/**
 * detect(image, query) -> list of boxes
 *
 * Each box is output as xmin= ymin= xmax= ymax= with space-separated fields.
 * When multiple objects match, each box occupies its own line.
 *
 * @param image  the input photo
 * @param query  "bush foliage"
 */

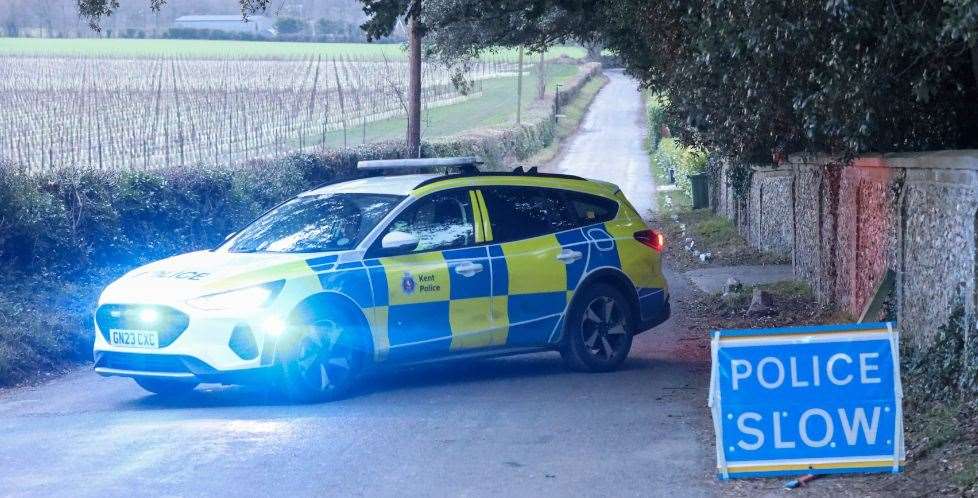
xmin=646 ymin=94 xmax=708 ymax=199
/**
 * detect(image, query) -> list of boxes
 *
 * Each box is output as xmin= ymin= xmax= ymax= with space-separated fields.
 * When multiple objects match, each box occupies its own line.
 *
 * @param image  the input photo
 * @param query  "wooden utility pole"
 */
xmin=406 ymin=1 xmax=422 ymax=158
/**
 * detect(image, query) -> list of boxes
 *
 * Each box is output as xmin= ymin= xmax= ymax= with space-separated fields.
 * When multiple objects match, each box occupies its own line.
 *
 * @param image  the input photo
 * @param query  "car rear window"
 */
xmin=564 ymin=191 xmax=619 ymax=225
xmin=480 ymin=186 xmax=618 ymax=243
xmin=480 ymin=186 xmax=576 ymax=242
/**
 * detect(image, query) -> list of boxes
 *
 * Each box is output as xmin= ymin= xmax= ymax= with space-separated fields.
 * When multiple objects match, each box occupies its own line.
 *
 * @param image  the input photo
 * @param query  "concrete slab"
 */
xmin=685 ymin=264 xmax=795 ymax=294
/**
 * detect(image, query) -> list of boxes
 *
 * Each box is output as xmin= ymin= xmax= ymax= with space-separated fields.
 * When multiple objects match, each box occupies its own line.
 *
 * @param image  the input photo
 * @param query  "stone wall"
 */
xmin=748 ymin=169 xmax=794 ymax=256
xmin=712 ymin=163 xmax=794 ymax=259
xmin=712 ymin=150 xmax=978 ymax=364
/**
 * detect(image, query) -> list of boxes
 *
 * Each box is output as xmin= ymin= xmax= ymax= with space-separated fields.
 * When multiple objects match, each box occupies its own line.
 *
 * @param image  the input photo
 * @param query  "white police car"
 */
xmin=94 ymin=158 xmax=669 ymax=402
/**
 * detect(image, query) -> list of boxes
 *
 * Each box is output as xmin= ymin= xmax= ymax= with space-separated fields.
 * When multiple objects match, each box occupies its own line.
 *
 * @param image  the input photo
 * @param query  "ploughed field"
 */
xmin=0 ymin=48 xmax=530 ymax=172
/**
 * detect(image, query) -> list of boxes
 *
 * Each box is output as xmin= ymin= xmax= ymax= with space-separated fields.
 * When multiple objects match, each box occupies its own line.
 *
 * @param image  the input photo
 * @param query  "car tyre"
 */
xmin=278 ymin=310 xmax=364 ymax=403
xmin=134 ymin=377 xmax=198 ymax=396
xmin=560 ymin=283 xmax=634 ymax=372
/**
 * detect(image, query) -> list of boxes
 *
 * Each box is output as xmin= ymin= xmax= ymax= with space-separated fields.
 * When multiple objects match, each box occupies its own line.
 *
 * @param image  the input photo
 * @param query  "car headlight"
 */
xmin=187 ymin=281 xmax=284 ymax=312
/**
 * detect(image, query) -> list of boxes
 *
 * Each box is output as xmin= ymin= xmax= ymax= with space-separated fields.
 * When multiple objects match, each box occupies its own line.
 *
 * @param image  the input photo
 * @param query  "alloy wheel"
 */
xmin=295 ymin=319 xmax=354 ymax=393
xmin=580 ymin=296 xmax=628 ymax=361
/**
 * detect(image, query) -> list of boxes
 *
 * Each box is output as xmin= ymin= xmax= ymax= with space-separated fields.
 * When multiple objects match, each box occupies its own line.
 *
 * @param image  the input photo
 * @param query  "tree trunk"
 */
xmin=971 ymin=44 xmax=978 ymax=95
xmin=406 ymin=14 xmax=422 ymax=158
xmin=585 ymin=41 xmax=602 ymax=61
xmin=516 ymin=47 xmax=524 ymax=124
xmin=537 ymin=51 xmax=546 ymax=100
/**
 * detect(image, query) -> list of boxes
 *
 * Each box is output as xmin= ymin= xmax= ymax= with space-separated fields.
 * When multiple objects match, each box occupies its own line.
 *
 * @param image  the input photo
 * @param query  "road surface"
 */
xmin=545 ymin=69 xmax=659 ymax=218
xmin=0 ymin=70 xmax=713 ymax=498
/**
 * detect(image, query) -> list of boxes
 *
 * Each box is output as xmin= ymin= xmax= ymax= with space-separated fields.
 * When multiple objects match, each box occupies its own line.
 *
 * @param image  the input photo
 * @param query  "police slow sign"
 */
xmin=708 ymin=322 xmax=905 ymax=479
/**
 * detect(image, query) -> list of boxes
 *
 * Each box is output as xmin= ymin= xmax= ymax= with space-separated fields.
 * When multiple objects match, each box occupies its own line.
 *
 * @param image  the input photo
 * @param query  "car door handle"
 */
xmin=556 ymin=248 xmax=583 ymax=264
xmin=454 ymin=261 xmax=484 ymax=277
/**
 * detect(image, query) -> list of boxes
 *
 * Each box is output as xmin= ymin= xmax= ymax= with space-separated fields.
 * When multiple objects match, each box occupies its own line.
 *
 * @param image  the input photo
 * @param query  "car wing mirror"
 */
xmin=381 ymin=230 xmax=420 ymax=252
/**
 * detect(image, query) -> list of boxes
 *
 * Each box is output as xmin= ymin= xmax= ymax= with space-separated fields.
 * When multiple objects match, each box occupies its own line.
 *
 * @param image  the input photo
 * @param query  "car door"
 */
xmin=364 ymin=188 xmax=493 ymax=361
xmin=479 ymin=186 xmax=583 ymax=347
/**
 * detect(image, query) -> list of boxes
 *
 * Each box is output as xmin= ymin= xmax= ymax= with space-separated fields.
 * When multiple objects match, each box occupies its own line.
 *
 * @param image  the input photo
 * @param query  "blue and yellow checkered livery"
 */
xmin=286 ymin=176 xmax=669 ymax=364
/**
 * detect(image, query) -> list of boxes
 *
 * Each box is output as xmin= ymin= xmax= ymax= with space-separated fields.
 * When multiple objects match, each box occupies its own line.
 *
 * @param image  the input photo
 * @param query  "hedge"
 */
xmin=645 ymin=94 xmax=708 ymax=200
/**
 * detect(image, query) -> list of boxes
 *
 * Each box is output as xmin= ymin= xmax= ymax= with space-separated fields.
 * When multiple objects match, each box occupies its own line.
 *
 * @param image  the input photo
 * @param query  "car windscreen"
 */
xmin=225 ymin=193 xmax=404 ymax=253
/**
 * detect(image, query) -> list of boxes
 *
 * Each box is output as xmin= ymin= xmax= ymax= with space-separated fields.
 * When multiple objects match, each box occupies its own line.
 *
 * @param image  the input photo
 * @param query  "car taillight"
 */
xmin=634 ymin=229 xmax=665 ymax=252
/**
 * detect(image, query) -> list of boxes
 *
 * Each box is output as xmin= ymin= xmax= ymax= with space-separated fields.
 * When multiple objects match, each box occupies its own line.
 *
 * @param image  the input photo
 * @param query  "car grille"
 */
xmin=95 ymin=352 xmax=191 ymax=373
xmin=95 ymin=304 xmax=190 ymax=347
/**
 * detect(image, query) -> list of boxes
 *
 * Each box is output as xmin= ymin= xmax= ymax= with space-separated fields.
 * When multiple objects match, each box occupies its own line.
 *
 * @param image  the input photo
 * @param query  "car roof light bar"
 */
xmin=357 ymin=156 xmax=482 ymax=174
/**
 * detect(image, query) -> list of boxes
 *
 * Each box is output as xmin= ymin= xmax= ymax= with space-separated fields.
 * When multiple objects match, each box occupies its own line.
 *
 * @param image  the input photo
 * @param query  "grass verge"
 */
xmin=644 ymin=95 xmax=787 ymax=270
xmin=653 ymin=202 xmax=788 ymax=271
xmin=0 ymin=275 xmax=105 ymax=384
xmin=313 ymin=63 xmax=584 ymax=148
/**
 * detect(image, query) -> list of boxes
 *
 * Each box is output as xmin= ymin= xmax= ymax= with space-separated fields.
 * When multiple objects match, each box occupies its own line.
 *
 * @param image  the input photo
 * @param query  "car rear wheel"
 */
xmin=279 ymin=313 xmax=363 ymax=403
xmin=560 ymin=283 xmax=633 ymax=372
xmin=134 ymin=377 xmax=198 ymax=396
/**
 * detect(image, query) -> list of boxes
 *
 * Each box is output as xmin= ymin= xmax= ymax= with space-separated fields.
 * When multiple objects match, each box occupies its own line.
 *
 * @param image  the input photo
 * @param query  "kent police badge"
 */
xmin=401 ymin=271 xmax=416 ymax=295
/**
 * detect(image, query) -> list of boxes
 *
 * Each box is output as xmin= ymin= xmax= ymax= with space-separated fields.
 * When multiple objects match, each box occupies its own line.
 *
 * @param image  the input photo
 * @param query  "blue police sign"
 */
xmin=708 ymin=322 xmax=905 ymax=479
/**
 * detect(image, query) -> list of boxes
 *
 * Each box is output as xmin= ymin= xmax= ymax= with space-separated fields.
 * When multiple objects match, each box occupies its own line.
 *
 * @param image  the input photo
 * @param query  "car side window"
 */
xmin=480 ymin=186 xmax=578 ymax=243
xmin=564 ymin=191 xmax=619 ymax=225
xmin=375 ymin=189 xmax=476 ymax=255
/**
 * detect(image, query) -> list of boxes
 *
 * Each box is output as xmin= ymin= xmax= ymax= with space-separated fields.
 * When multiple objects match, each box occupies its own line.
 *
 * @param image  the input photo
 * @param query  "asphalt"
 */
xmin=0 ymin=70 xmax=715 ymax=498
xmin=544 ymin=69 xmax=659 ymax=219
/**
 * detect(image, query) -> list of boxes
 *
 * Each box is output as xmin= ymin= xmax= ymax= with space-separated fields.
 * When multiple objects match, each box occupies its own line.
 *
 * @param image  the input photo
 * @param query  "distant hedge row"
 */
xmin=164 ymin=28 xmax=392 ymax=44
xmin=645 ymin=94 xmax=707 ymax=200
xmin=0 ymin=64 xmax=600 ymax=280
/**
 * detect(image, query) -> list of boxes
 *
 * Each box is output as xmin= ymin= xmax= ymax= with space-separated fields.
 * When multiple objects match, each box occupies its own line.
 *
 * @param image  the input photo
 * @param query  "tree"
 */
xmin=605 ymin=1 xmax=978 ymax=159
xmin=360 ymin=0 xmax=423 ymax=157
xmin=274 ymin=17 xmax=307 ymax=36
xmin=417 ymin=0 xmax=593 ymax=101
xmin=315 ymin=18 xmax=346 ymax=36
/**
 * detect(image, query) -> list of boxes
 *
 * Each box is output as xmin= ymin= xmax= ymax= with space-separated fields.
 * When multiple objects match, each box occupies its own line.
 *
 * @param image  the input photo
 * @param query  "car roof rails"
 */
xmin=357 ymin=156 xmax=483 ymax=175
xmin=510 ymin=165 xmax=539 ymax=175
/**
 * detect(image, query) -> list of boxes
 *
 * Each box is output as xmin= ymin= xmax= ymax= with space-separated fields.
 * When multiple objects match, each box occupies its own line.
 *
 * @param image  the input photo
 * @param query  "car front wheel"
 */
xmin=279 ymin=314 xmax=363 ymax=403
xmin=560 ymin=283 xmax=634 ymax=372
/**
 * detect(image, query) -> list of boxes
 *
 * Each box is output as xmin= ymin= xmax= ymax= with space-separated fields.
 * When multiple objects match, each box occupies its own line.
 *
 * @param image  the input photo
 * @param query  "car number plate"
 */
xmin=109 ymin=329 xmax=160 ymax=349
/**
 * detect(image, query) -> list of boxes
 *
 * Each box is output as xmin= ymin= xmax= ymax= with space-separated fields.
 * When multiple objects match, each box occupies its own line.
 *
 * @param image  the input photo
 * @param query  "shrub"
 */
xmin=645 ymin=94 xmax=668 ymax=150
xmin=651 ymin=137 xmax=707 ymax=201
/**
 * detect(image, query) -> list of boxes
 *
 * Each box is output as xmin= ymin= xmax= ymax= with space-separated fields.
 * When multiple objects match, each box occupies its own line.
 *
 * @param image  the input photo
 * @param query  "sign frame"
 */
xmin=708 ymin=322 xmax=905 ymax=480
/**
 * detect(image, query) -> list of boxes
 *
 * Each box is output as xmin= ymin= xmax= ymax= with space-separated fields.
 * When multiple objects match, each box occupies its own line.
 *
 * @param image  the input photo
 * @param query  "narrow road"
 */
xmin=0 ymin=70 xmax=713 ymax=498
xmin=546 ymin=69 xmax=659 ymax=218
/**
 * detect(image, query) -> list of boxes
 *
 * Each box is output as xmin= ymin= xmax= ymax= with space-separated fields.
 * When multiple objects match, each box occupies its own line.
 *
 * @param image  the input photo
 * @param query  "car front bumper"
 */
xmin=92 ymin=302 xmax=283 ymax=382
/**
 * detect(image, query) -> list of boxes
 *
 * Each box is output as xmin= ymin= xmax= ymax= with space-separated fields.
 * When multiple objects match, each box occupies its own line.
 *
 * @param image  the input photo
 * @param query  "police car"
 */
xmin=94 ymin=157 xmax=670 ymax=402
